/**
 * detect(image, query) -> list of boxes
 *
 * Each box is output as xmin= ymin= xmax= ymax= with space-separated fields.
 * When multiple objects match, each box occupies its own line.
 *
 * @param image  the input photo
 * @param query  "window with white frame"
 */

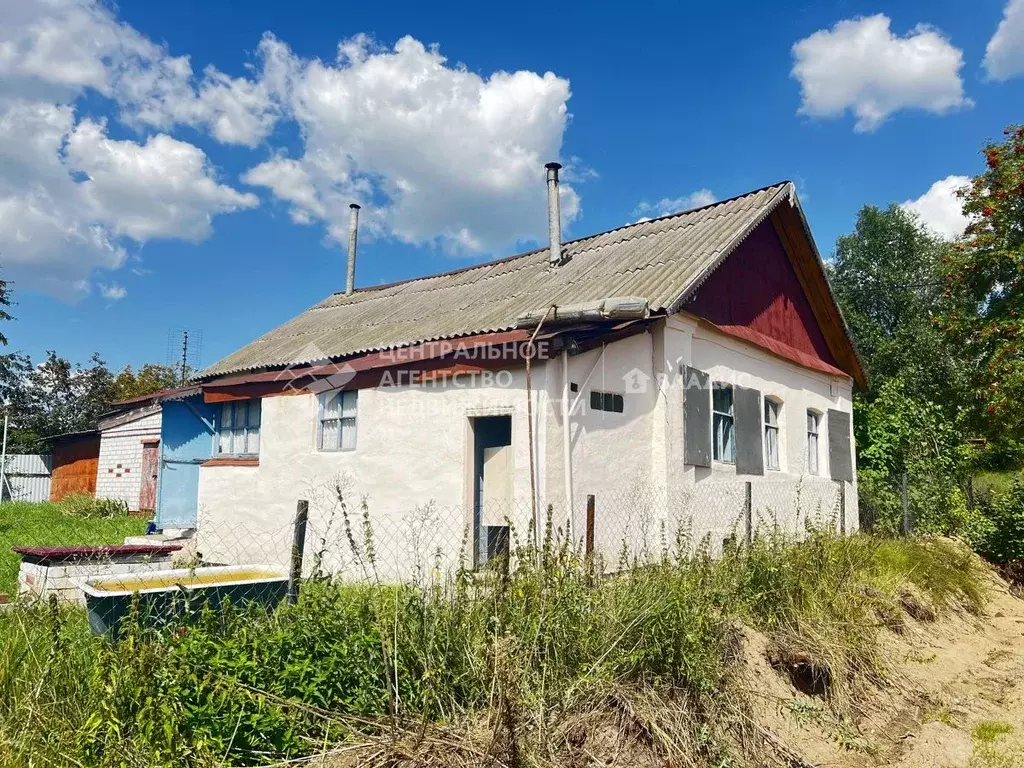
xmin=712 ymin=383 xmax=735 ymax=463
xmin=217 ymin=400 xmax=261 ymax=456
xmin=807 ymin=410 xmax=821 ymax=475
xmin=319 ymin=390 xmax=358 ymax=451
xmin=764 ymin=398 xmax=781 ymax=470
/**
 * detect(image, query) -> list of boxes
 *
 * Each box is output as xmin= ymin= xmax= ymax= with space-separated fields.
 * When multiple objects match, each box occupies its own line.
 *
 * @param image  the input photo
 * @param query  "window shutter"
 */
xmin=827 ymin=409 xmax=853 ymax=481
xmin=683 ymin=366 xmax=711 ymax=467
xmin=734 ymin=386 xmax=764 ymax=475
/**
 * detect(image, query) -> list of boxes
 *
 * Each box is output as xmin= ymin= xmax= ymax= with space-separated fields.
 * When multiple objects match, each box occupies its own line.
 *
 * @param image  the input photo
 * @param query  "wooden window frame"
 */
xmin=318 ymin=390 xmax=358 ymax=452
xmin=764 ymin=397 xmax=781 ymax=471
xmin=216 ymin=399 xmax=261 ymax=458
xmin=806 ymin=409 xmax=821 ymax=475
xmin=712 ymin=382 xmax=735 ymax=464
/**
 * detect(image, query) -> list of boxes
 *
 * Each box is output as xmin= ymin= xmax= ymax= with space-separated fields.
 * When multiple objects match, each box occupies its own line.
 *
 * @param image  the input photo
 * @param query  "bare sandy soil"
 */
xmin=747 ymin=577 xmax=1024 ymax=768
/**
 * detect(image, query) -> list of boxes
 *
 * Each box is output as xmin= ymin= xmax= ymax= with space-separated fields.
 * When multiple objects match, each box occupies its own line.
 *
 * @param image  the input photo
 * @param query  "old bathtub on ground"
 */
xmin=78 ymin=563 xmax=289 ymax=636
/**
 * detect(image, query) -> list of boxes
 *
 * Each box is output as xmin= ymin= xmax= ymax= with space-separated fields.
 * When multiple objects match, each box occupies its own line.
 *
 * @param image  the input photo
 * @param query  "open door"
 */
xmin=472 ymin=415 xmax=512 ymax=567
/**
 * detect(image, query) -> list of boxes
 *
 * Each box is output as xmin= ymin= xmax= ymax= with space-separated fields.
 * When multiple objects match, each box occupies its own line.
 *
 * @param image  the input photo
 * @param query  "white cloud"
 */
xmin=634 ymin=189 xmax=716 ymax=221
xmin=0 ymin=99 xmax=256 ymax=298
xmin=901 ymin=175 xmax=970 ymax=239
xmin=0 ymin=1 xmax=262 ymax=298
xmin=984 ymin=0 xmax=1024 ymax=81
xmin=98 ymin=282 xmax=127 ymax=300
xmin=242 ymin=34 xmax=577 ymax=255
xmin=0 ymin=0 xmax=281 ymax=147
xmin=0 ymin=2 xmax=579 ymax=295
xmin=791 ymin=15 xmax=970 ymax=132
xmin=65 ymin=118 xmax=258 ymax=241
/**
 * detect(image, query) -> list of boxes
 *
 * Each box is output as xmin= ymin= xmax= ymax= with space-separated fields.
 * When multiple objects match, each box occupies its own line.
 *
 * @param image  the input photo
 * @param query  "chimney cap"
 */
xmin=544 ymin=161 xmax=562 ymax=171
xmin=349 ymin=202 xmax=361 ymax=210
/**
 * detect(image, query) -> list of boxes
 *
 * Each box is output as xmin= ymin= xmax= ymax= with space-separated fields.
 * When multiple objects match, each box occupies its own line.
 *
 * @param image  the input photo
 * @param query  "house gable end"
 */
xmin=682 ymin=218 xmax=841 ymax=373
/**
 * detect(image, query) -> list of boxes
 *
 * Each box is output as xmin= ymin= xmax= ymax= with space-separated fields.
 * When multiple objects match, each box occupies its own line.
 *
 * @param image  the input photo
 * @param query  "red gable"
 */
xmin=683 ymin=219 xmax=846 ymax=378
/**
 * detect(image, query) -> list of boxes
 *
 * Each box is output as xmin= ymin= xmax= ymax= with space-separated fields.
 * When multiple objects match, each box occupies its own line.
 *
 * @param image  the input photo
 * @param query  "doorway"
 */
xmin=471 ymin=415 xmax=512 ymax=567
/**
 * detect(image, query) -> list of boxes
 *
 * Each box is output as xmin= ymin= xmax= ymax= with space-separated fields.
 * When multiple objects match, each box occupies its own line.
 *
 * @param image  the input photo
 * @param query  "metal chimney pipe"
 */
xmin=346 ymin=203 xmax=360 ymax=295
xmin=545 ymin=162 xmax=563 ymax=267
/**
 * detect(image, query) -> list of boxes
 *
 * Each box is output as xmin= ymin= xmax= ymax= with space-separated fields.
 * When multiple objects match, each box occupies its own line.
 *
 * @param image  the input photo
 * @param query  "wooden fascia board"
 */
xmin=769 ymin=205 xmax=868 ymax=390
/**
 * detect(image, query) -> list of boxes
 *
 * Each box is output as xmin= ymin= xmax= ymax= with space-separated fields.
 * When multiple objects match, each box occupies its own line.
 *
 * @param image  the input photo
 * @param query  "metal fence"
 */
xmin=2 ymin=454 xmax=52 ymax=503
xmin=0 ymin=476 xmax=852 ymax=608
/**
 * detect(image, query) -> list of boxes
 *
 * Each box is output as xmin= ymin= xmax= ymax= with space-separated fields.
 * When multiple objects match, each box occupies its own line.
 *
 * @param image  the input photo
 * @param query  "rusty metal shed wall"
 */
xmin=200 ymin=183 xmax=791 ymax=378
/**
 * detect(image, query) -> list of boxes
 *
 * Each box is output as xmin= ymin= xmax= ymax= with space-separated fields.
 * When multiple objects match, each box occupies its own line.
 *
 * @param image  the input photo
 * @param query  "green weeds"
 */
xmin=0 ymin=529 xmax=990 ymax=767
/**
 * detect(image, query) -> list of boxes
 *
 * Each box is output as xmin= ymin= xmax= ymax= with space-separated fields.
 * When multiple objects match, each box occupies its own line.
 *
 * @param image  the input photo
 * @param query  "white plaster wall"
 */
xmin=541 ymin=331 xmax=660 ymax=553
xmin=197 ymin=317 xmax=858 ymax=578
xmin=95 ymin=411 xmax=161 ymax=511
xmin=197 ymin=367 xmax=551 ymax=579
xmin=658 ymin=313 xmax=857 ymax=551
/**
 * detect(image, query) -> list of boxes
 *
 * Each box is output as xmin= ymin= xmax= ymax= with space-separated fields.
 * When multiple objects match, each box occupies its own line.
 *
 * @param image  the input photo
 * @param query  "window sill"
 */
xmin=202 ymin=457 xmax=259 ymax=467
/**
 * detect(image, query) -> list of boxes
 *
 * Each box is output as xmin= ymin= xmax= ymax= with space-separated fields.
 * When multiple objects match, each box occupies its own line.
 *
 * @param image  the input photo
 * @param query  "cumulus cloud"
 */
xmin=0 ymin=0 xmax=281 ymax=147
xmin=984 ymin=0 xmax=1024 ymax=81
xmin=0 ymin=1 xmax=578 ymax=296
xmin=242 ymin=34 xmax=577 ymax=255
xmin=901 ymin=175 xmax=970 ymax=239
xmin=791 ymin=15 xmax=970 ymax=132
xmin=633 ymin=189 xmax=716 ymax=221
xmin=0 ymin=99 xmax=256 ymax=298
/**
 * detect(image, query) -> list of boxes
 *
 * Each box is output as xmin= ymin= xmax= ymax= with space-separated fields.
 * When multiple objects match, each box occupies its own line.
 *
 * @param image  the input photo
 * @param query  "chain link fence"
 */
xmin=1 ymin=475 xmax=851 ymax=624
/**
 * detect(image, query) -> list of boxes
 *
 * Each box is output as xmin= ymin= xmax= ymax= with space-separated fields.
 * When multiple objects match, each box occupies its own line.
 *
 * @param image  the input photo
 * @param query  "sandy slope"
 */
xmin=749 ymin=577 xmax=1024 ymax=768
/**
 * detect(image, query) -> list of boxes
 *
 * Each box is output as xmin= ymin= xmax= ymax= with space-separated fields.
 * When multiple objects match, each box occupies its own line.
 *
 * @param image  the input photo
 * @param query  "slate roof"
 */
xmin=201 ymin=182 xmax=794 ymax=378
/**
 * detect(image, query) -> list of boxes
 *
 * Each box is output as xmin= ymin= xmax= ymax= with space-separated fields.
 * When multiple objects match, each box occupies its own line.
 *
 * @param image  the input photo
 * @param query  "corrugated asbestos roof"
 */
xmin=200 ymin=182 xmax=792 ymax=378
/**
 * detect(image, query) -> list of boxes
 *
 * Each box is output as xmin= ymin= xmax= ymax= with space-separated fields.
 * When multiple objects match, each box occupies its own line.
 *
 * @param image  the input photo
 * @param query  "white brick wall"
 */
xmin=95 ymin=411 xmax=162 ymax=511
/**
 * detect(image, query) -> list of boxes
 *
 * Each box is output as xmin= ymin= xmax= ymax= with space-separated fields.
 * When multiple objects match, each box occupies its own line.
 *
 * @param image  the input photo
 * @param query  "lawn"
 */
xmin=0 ymin=501 xmax=148 ymax=597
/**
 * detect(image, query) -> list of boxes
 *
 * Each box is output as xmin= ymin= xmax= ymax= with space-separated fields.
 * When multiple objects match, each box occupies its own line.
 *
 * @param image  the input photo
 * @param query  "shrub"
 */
xmin=974 ymin=477 xmax=1024 ymax=565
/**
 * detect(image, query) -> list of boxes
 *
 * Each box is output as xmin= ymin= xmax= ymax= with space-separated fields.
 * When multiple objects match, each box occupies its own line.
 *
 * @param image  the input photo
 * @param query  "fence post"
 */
xmin=287 ymin=500 xmax=309 ymax=605
xmin=744 ymin=481 xmax=753 ymax=546
xmin=839 ymin=481 xmax=846 ymax=535
xmin=585 ymin=494 xmax=595 ymax=558
xmin=901 ymin=473 xmax=911 ymax=536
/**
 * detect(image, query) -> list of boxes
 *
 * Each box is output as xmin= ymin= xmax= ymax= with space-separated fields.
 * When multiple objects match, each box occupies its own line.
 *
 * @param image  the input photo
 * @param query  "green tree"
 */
xmin=944 ymin=125 xmax=1024 ymax=441
xmin=10 ymin=352 xmax=115 ymax=452
xmin=111 ymin=363 xmax=180 ymax=401
xmin=828 ymin=204 xmax=966 ymax=406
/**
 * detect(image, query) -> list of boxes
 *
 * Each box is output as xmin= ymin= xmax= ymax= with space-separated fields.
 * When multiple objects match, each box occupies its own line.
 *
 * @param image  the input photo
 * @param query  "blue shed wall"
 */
xmin=156 ymin=397 xmax=215 ymax=529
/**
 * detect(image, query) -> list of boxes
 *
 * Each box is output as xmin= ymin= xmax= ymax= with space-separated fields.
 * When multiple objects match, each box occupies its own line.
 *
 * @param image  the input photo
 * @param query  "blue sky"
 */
xmin=3 ymin=0 xmax=1021 ymax=372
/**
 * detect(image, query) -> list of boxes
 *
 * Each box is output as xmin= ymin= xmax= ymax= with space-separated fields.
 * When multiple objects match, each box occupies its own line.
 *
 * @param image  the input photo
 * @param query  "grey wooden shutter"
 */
xmin=683 ymin=366 xmax=711 ymax=467
xmin=734 ymin=386 xmax=764 ymax=475
xmin=827 ymin=409 xmax=853 ymax=482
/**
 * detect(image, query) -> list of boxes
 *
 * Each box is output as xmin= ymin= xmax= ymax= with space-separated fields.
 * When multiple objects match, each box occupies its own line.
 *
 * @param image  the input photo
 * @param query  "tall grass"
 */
xmin=0 ymin=528 xmax=990 ymax=767
xmin=0 ymin=501 xmax=147 ymax=596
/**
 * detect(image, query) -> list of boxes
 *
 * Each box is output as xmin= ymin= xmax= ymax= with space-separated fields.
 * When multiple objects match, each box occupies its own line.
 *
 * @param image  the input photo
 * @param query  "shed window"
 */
xmin=712 ymin=383 xmax=734 ymax=463
xmin=590 ymin=390 xmax=624 ymax=414
xmin=319 ymin=390 xmax=358 ymax=451
xmin=217 ymin=400 xmax=261 ymax=456
xmin=807 ymin=410 xmax=821 ymax=475
xmin=764 ymin=398 xmax=781 ymax=471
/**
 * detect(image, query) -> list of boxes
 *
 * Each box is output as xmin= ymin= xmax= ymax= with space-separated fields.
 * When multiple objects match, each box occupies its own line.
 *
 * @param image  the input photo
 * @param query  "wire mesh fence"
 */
xmin=1 ymin=475 xmax=851 ymax=623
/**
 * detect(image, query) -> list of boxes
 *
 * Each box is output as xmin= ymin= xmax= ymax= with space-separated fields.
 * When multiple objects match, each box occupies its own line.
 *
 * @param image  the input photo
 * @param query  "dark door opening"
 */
xmin=471 ymin=415 xmax=512 ymax=567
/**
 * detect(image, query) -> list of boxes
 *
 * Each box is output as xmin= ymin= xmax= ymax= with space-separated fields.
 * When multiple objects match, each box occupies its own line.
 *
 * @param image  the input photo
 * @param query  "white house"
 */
xmin=95 ymin=404 xmax=162 ymax=513
xmin=192 ymin=171 xmax=865 ymax=578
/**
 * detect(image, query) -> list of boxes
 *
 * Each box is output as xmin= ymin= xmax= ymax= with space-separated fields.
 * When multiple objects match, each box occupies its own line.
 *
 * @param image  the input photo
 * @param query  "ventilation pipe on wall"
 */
xmin=545 ymin=162 xmax=563 ymax=267
xmin=345 ymin=203 xmax=360 ymax=295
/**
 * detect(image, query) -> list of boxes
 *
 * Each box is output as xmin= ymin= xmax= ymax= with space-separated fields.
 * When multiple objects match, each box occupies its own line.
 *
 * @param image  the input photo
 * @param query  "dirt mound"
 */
xmin=740 ymin=574 xmax=1024 ymax=767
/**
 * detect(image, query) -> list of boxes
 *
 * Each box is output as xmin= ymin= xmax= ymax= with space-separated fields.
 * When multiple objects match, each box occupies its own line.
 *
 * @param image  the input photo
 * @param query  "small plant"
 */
xmin=56 ymin=493 xmax=131 ymax=519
